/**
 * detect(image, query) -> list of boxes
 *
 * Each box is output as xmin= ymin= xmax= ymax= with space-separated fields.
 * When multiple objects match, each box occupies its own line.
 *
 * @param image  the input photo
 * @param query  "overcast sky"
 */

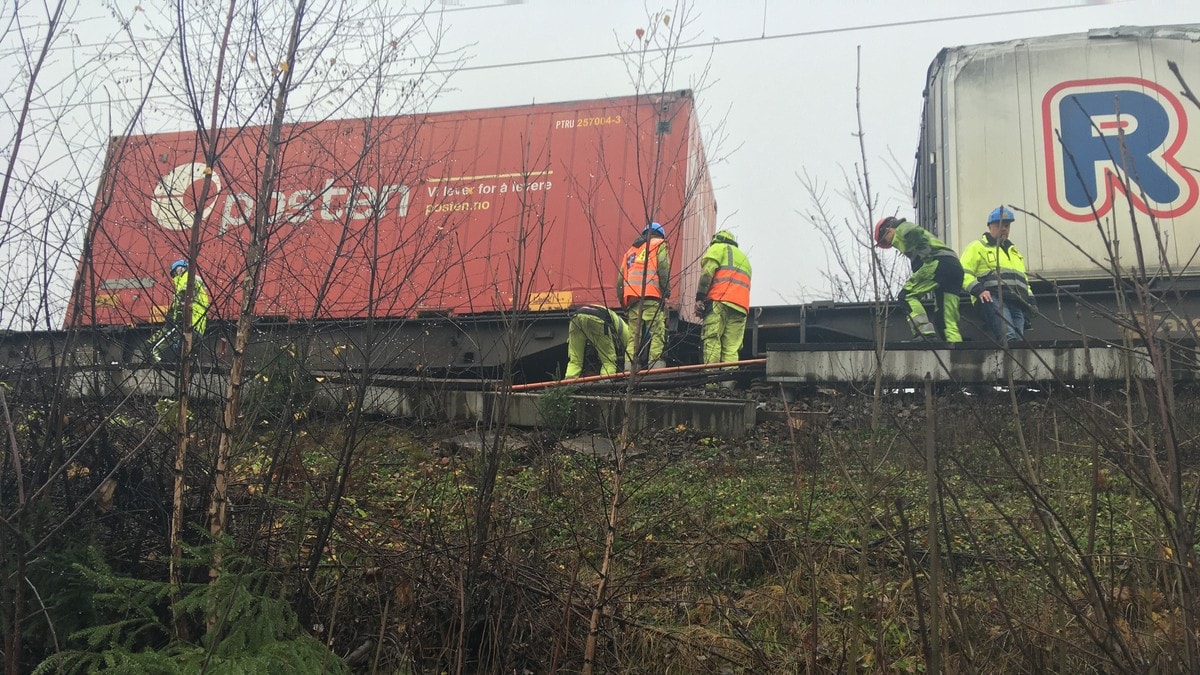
xmin=427 ymin=0 xmax=1198 ymax=303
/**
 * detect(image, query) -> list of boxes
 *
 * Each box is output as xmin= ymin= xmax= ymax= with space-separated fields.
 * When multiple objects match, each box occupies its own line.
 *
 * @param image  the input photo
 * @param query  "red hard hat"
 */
xmin=874 ymin=216 xmax=898 ymax=248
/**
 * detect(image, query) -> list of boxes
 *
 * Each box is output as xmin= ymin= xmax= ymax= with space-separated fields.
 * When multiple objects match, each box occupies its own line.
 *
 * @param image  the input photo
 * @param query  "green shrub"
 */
xmin=34 ymin=544 xmax=346 ymax=674
xmin=535 ymin=385 xmax=576 ymax=438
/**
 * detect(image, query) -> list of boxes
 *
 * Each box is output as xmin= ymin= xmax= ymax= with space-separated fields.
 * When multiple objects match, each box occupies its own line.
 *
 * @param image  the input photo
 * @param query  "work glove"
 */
xmin=694 ymin=299 xmax=707 ymax=317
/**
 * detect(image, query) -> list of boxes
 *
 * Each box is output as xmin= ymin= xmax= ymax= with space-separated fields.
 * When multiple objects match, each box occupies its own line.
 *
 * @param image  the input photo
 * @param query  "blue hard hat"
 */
xmin=170 ymin=259 xmax=188 ymax=275
xmin=987 ymin=206 xmax=1015 ymax=224
xmin=644 ymin=222 xmax=665 ymax=237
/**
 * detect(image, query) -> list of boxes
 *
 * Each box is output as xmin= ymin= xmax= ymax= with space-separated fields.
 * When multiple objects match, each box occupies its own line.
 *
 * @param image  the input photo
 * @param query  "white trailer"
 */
xmin=915 ymin=25 xmax=1200 ymax=283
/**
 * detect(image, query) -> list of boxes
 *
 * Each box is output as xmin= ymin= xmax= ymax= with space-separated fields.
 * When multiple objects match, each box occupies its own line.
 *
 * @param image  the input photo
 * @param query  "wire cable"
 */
xmin=4 ymin=2 xmax=1132 ymax=114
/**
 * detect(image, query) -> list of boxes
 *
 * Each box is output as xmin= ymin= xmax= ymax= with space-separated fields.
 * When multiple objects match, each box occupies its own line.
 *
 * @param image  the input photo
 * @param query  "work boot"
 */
xmin=649 ymin=359 xmax=666 ymax=370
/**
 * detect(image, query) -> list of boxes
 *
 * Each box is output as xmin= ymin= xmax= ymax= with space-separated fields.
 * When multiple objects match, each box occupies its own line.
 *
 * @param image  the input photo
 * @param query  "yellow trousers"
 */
xmin=565 ymin=313 xmax=622 ymax=378
xmin=625 ymin=299 xmax=666 ymax=365
xmin=701 ymin=302 xmax=747 ymax=364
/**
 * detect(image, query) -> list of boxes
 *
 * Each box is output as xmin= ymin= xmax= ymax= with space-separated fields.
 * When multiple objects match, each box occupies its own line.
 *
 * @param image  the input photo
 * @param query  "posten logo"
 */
xmin=150 ymin=162 xmax=223 ymax=230
xmin=1042 ymin=77 xmax=1197 ymax=222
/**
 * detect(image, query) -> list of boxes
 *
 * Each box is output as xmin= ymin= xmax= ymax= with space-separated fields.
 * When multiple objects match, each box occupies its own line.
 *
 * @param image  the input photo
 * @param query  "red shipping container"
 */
xmin=69 ymin=91 xmax=715 ymax=328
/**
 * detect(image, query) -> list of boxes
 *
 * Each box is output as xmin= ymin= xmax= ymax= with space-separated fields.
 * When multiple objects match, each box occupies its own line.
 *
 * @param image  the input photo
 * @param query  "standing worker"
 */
xmin=148 ymin=259 xmax=210 ymax=362
xmin=563 ymin=305 xmax=634 ymax=379
xmin=960 ymin=206 xmax=1033 ymax=343
xmin=695 ymin=230 xmax=752 ymax=364
xmin=617 ymin=221 xmax=671 ymax=369
xmin=874 ymin=217 xmax=963 ymax=342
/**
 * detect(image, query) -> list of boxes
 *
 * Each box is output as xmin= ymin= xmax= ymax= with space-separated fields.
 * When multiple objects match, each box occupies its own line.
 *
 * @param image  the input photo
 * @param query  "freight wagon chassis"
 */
xmin=0 ymin=312 xmax=748 ymax=437
xmin=765 ymin=339 xmax=1200 ymax=386
xmin=0 ymin=312 xmax=580 ymax=383
xmin=748 ymin=277 xmax=1200 ymax=352
xmin=2 ymin=307 xmax=706 ymax=389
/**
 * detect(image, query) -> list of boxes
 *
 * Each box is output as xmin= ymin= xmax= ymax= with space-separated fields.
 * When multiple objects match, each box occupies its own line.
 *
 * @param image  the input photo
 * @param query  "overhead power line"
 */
xmin=5 ymin=1 xmax=1123 ymax=113
xmin=450 ymin=2 xmax=1131 ymax=74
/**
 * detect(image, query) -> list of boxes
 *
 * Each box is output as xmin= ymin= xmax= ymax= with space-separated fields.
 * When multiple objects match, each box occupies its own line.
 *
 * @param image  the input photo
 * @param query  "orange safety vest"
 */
xmin=622 ymin=238 xmax=665 ymax=303
xmin=705 ymin=244 xmax=751 ymax=311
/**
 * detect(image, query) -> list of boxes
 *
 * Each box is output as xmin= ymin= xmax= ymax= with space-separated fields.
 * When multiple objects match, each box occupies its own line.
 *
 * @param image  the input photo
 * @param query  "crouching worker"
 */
xmin=564 ymin=305 xmax=634 ymax=379
xmin=147 ymin=259 xmax=210 ymax=363
xmin=874 ymin=217 xmax=963 ymax=342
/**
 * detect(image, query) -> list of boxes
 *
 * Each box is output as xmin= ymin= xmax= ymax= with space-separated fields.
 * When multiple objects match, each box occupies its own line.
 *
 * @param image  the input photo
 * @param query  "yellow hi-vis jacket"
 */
xmin=617 ymin=234 xmax=671 ymax=305
xmin=696 ymin=241 xmax=751 ymax=313
xmin=170 ymin=272 xmax=211 ymax=335
xmin=960 ymin=233 xmax=1029 ymax=303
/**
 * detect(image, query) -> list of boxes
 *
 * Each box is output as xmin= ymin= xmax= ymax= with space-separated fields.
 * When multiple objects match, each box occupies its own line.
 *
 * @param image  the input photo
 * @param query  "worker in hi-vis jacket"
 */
xmin=563 ymin=305 xmax=633 ymax=379
xmin=694 ymin=230 xmax=752 ymax=364
xmin=960 ymin=206 xmax=1034 ymax=343
xmin=147 ymin=259 xmax=210 ymax=362
xmin=874 ymin=216 xmax=963 ymax=342
xmin=617 ymin=222 xmax=671 ymax=368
